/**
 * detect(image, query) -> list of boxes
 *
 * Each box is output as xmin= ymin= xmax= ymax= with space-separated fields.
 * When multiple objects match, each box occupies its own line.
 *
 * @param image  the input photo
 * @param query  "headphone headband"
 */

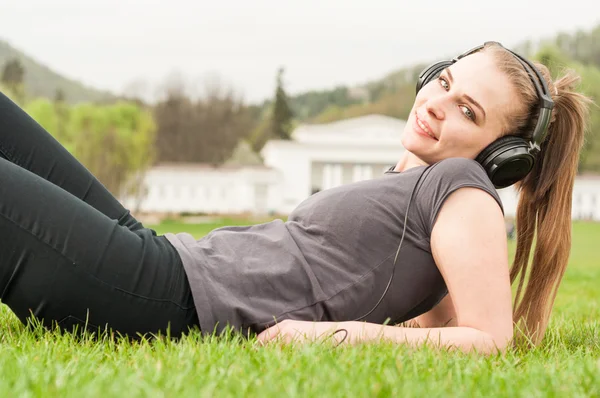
xmin=456 ymin=41 xmax=555 ymax=153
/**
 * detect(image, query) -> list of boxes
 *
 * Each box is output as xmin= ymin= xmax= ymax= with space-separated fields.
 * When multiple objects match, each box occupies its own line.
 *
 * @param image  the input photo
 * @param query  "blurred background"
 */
xmin=1 ymin=1 xmax=599 ymax=222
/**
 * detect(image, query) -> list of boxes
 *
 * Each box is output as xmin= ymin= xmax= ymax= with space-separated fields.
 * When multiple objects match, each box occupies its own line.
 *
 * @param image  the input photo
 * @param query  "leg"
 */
xmin=0 ymin=157 xmax=199 ymax=337
xmin=0 ymin=91 xmax=141 ymax=230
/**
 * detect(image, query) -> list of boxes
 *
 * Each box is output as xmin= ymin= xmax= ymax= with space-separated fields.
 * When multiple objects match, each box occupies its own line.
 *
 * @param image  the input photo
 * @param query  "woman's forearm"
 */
xmin=347 ymin=321 xmax=509 ymax=354
xmin=257 ymin=319 xmax=510 ymax=354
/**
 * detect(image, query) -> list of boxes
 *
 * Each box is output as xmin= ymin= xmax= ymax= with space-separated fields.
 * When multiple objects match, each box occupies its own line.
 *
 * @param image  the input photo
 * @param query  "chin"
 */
xmin=402 ymin=131 xmax=430 ymax=157
xmin=401 ymin=138 xmax=435 ymax=165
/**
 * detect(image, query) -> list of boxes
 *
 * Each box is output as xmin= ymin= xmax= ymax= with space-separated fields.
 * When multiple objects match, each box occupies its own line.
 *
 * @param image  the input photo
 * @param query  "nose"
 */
xmin=425 ymin=95 xmax=446 ymax=120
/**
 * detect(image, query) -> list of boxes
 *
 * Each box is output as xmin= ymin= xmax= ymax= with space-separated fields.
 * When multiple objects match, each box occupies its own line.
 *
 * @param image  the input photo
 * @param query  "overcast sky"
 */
xmin=0 ymin=0 xmax=598 ymax=103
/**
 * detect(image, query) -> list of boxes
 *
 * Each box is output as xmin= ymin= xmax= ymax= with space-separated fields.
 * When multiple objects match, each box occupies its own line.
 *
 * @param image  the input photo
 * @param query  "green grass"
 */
xmin=1 ymin=219 xmax=599 ymax=397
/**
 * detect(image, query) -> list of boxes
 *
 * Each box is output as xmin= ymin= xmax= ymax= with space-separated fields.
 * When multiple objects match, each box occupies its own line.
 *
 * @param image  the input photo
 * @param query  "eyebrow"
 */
xmin=445 ymin=68 xmax=487 ymax=121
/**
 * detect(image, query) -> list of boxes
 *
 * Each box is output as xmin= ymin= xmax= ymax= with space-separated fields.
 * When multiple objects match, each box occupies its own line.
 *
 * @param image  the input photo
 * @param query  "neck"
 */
xmin=394 ymin=151 xmax=429 ymax=172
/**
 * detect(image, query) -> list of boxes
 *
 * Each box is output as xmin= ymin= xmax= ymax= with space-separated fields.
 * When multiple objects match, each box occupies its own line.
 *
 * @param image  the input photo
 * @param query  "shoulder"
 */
xmin=420 ymin=157 xmax=499 ymax=198
xmin=415 ymin=157 xmax=504 ymax=234
xmin=425 ymin=157 xmax=492 ymax=185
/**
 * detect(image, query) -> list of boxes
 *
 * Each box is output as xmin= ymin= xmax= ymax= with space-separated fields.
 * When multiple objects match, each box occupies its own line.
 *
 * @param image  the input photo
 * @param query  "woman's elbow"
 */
xmin=460 ymin=318 xmax=514 ymax=354
xmin=481 ymin=327 xmax=514 ymax=354
xmin=456 ymin=325 xmax=513 ymax=354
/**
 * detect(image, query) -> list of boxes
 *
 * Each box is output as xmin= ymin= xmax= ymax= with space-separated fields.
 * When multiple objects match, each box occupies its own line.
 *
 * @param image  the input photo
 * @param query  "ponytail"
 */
xmin=510 ymin=70 xmax=592 ymax=345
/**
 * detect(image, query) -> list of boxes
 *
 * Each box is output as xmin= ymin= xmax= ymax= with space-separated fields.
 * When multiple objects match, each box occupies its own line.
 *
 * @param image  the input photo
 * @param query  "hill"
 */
xmin=278 ymin=23 xmax=600 ymax=124
xmin=0 ymin=38 xmax=115 ymax=104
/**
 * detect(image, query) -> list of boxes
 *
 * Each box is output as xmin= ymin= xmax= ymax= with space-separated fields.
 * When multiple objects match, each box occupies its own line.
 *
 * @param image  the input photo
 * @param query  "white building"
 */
xmin=122 ymin=163 xmax=281 ymax=215
xmin=261 ymin=114 xmax=406 ymax=213
xmin=125 ymin=114 xmax=600 ymax=221
xmin=572 ymin=176 xmax=600 ymax=220
xmin=497 ymin=175 xmax=600 ymax=221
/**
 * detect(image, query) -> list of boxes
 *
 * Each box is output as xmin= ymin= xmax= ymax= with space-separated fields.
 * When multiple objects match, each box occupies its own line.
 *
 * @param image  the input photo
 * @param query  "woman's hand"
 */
xmin=256 ymin=320 xmax=377 ymax=346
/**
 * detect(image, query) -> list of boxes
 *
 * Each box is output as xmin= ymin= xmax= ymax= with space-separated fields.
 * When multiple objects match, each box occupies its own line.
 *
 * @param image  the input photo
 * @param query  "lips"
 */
xmin=415 ymin=112 xmax=438 ymax=141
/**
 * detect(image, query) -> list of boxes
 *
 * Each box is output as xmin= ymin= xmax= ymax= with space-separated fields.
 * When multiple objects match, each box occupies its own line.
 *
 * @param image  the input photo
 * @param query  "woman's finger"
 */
xmin=257 ymin=324 xmax=280 ymax=344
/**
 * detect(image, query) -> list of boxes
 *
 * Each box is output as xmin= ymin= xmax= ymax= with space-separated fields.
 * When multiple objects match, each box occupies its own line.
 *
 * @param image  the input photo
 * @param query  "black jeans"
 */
xmin=0 ymin=92 xmax=199 ymax=338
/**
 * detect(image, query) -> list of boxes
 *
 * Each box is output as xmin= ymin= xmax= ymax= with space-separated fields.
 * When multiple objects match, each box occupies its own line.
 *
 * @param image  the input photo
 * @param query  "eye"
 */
xmin=460 ymin=105 xmax=476 ymax=122
xmin=438 ymin=76 xmax=449 ymax=91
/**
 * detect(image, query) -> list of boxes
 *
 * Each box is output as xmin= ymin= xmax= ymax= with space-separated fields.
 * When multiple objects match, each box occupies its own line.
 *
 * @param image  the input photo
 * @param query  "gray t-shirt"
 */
xmin=165 ymin=158 xmax=503 ymax=335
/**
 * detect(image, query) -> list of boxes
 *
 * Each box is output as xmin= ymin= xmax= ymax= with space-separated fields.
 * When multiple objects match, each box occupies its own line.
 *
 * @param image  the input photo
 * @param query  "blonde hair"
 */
xmin=483 ymin=43 xmax=592 ymax=345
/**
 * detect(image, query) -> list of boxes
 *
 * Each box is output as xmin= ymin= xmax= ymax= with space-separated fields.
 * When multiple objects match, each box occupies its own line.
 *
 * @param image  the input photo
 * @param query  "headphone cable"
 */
xmin=351 ymin=165 xmax=431 ymax=322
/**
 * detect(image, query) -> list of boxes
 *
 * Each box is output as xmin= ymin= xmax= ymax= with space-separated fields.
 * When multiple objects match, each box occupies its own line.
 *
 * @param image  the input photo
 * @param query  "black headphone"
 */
xmin=416 ymin=41 xmax=555 ymax=189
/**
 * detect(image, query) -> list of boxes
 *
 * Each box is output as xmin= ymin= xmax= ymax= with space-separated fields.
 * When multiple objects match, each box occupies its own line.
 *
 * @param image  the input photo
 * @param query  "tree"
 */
xmin=69 ymin=102 xmax=157 ymax=197
xmin=1 ymin=58 xmax=25 ymax=104
xmin=53 ymin=88 xmax=69 ymax=141
xmin=248 ymin=107 xmax=273 ymax=153
xmin=576 ymin=63 xmax=600 ymax=172
xmin=153 ymin=74 xmax=254 ymax=165
xmin=193 ymin=80 xmax=254 ymax=165
xmin=153 ymin=73 xmax=195 ymax=163
xmin=25 ymin=98 xmax=66 ymax=145
xmin=533 ymin=45 xmax=600 ymax=173
xmin=54 ymin=88 xmax=66 ymax=103
xmin=271 ymin=67 xmax=294 ymax=140
xmin=26 ymin=99 xmax=156 ymax=198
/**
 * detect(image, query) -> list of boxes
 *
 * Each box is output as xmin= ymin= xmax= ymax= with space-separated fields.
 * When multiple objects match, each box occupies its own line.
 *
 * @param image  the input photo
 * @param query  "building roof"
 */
xmin=224 ymin=140 xmax=264 ymax=166
xmin=151 ymin=163 xmax=272 ymax=172
xmin=291 ymin=114 xmax=406 ymax=145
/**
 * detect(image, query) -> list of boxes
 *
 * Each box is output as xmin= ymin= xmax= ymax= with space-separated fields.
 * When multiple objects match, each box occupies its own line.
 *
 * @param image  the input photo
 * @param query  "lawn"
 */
xmin=0 ymin=219 xmax=598 ymax=397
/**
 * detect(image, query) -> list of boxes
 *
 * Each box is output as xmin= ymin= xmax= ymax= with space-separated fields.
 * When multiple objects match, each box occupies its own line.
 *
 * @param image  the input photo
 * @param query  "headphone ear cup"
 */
xmin=476 ymin=136 xmax=535 ymax=189
xmin=416 ymin=61 xmax=453 ymax=94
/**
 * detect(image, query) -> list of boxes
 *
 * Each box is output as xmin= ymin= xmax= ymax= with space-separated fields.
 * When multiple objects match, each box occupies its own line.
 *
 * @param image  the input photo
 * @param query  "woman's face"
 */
xmin=402 ymin=51 xmax=521 ymax=165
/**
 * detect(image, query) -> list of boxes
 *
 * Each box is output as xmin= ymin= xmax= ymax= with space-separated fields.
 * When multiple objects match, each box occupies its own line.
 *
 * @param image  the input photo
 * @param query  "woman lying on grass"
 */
xmin=0 ymin=42 xmax=591 ymax=354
